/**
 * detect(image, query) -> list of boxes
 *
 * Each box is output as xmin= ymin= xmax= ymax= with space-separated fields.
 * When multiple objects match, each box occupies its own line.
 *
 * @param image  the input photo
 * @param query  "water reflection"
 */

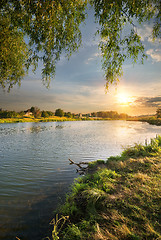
xmin=25 ymin=123 xmax=51 ymax=133
xmin=0 ymin=120 xmax=161 ymax=239
xmin=55 ymin=125 xmax=65 ymax=129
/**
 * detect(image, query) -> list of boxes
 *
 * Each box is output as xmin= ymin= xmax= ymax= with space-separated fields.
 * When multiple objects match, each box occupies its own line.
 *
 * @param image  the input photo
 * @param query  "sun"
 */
xmin=117 ymin=92 xmax=133 ymax=105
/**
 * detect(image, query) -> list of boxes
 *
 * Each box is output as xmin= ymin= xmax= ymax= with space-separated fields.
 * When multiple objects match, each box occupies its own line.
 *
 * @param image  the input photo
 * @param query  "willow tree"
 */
xmin=0 ymin=0 xmax=160 ymax=91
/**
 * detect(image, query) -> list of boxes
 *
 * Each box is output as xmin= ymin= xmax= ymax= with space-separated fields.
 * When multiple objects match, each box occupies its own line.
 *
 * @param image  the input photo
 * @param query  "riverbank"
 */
xmin=0 ymin=116 xmax=78 ymax=123
xmin=51 ymin=136 xmax=161 ymax=240
xmin=142 ymin=117 xmax=161 ymax=126
xmin=0 ymin=116 xmax=106 ymax=123
xmin=128 ymin=116 xmax=161 ymax=126
xmin=1 ymin=115 xmax=161 ymax=126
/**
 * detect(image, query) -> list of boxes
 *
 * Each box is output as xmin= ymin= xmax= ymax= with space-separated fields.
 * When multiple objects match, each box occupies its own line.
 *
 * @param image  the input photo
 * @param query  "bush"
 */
xmin=55 ymin=109 xmax=64 ymax=117
xmin=121 ymin=136 xmax=161 ymax=158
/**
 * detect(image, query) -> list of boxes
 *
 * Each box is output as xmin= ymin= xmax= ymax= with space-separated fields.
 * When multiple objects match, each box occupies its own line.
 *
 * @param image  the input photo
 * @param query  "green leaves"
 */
xmin=0 ymin=0 xmax=160 ymax=90
xmin=0 ymin=0 xmax=87 ymax=90
xmin=92 ymin=0 xmax=159 ymax=88
xmin=0 ymin=14 xmax=28 ymax=91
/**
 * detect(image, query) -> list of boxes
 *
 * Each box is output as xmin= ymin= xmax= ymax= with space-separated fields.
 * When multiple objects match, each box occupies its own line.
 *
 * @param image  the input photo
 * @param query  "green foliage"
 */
xmin=121 ymin=137 xmax=161 ymax=158
xmin=107 ymin=155 xmax=124 ymax=162
xmin=30 ymin=106 xmax=41 ymax=118
xmin=0 ymin=110 xmax=18 ymax=118
xmin=88 ymin=159 xmax=105 ymax=169
xmin=91 ymin=0 xmax=160 ymax=88
xmin=55 ymin=108 xmax=64 ymax=117
xmin=156 ymin=135 xmax=161 ymax=146
xmin=0 ymin=13 xmax=28 ymax=91
xmin=41 ymin=110 xmax=54 ymax=118
xmin=145 ymin=116 xmax=161 ymax=126
xmin=0 ymin=0 xmax=87 ymax=90
xmin=156 ymin=108 xmax=161 ymax=118
xmin=64 ymin=112 xmax=73 ymax=118
xmin=0 ymin=0 xmax=160 ymax=90
xmin=57 ymin=136 xmax=161 ymax=239
xmin=92 ymin=110 xmax=129 ymax=119
xmin=62 ymin=224 xmax=82 ymax=240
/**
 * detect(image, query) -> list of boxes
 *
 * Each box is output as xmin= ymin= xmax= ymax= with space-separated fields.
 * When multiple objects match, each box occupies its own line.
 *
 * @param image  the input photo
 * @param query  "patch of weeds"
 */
xmin=78 ymin=219 xmax=96 ymax=232
xmin=71 ymin=181 xmax=87 ymax=195
xmin=61 ymin=199 xmax=82 ymax=218
xmin=62 ymin=224 xmax=82 ymax=240
xmin=96 ymin=159 xmax=105 ymax=164
xmin=56 ymin=136 xmax=161 ymax=240
xmin=107 ymin=155 xmax=124 ymax=162
xmin=121 ymin=137 xmax=161 ymax=158
xmin=88 ymin=159 xmax=105 ymax=170
xmin=122 ymin=144 xmax=147 ymax=157
xmin=126 ymin=233 xmax=141 ymax=240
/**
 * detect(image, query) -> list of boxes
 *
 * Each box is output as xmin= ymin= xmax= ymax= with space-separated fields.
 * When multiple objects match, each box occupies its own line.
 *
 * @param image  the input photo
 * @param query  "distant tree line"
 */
xmin=6 ymin=107 xmax=161 ymax=120
xmin=0 ymin=107 xmax=129 ymax=119
xmin=156 ymin=108 xmax=161 ymax=118
xmin=0 ymin=109 xmax=19 ymax=118
xmin=1 ymin=107 xmax=161 ymax=121
xmin=91 ymin=111 xmax=129 ymax=119
xmin=55 ymin=109 xmax=74 ymax=118
xmin=0 ymin=107 xmax=74 ymax=119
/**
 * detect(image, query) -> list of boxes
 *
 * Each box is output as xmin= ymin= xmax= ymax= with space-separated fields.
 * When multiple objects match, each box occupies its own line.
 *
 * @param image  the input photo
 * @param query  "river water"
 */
xmin=0 ymin=120 xmax=161 ymax=239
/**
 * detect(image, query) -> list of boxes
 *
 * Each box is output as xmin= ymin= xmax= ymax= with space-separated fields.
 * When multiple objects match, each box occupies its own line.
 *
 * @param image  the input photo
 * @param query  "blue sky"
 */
xmin=0 ymin=9 xmax=161 ymax=116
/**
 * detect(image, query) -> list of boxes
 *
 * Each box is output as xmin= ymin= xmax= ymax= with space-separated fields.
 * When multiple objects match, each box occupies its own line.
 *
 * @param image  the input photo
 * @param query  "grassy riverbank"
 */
xmin=1 ymin=115 xmax=161 ymax=126
xmin=0 ymin=116 xmax=78 ymax=123
xmin=128 ymin=116 xmax=161 ymax=126
xmin=142 ymin=117 xmax=161 ymax=126
xmin=51 ymin=136 xmax=161 ymax=240
xmin=0 ymin=117 xmax=128 ymax=123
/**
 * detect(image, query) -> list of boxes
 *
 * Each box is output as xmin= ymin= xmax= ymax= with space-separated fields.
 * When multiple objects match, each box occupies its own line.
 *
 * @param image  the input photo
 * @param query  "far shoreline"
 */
xmin=0 ymin=116 xmax=161 ymax=126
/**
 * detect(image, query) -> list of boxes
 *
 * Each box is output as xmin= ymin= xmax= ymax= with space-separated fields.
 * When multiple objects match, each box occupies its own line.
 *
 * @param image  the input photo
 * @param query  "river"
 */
xmin=0 ymin=120 xmax=161 ymax=239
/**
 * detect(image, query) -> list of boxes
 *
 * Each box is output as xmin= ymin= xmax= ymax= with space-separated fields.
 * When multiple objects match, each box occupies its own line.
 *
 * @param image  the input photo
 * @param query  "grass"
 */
xmin=0 ymin=116 xmax=77 ymax=123
xmin=50 ymin=136 xmax=161 ymax=240
xmin=145 ymin=117 xmax=161 ymax=126
xmin=128 ymin=116 xmax=161 ymax=126
xmin=1 ymin=115 xmax=161 ymax=126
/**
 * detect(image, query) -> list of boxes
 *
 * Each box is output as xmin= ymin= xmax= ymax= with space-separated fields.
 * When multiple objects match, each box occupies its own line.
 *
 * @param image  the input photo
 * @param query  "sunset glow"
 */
xmin=117 ymin=93 xmax=135 ymax=106
xmin=0 ymin=7 xmax=160 ymax=116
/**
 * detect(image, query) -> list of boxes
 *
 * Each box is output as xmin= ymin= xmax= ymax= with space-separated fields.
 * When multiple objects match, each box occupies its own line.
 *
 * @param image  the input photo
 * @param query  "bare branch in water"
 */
xmin=68 ymin=158 xmax=89 ymax=175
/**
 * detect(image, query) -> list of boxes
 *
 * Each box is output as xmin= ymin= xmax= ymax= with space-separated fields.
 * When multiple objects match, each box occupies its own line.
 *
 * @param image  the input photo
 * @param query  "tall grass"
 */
xmin=0 ymin=116 xmax=77 ymax=123
xmin=53 ymin=136 xmax=161 ymax=240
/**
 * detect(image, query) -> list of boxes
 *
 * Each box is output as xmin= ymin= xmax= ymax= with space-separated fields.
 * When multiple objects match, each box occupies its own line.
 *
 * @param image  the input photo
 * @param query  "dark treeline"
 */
xmin=0 ymin=107 xmax=54 ymax=118
xmin=156 ymin=108 xmax=161 ymax=118
xmin=91 ymin=111 xmax=129 ymax=119
xmin=0 ymin=107 xmax=73 ymax=119
xmin=0 ymin=107 xmax=130 ymax=119
xmin=0 ymin=109 xmax=21 ymax=118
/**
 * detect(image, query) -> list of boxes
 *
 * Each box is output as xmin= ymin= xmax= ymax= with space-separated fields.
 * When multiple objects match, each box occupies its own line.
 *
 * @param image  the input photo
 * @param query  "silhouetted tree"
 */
xmin=30 ymin=106 xmax=41 ymax=118
xmin=0 ymin=110 xmax=18 ymax=118
xmin=41 ymin=110 xmax=54 ymax=118
xmin=64 ymin=112 xmax=73 ymax=118
xmin=55 ymin=109 xmax=64 ymax=117
xmin=156 ymin=108 xmax=161 ymax=118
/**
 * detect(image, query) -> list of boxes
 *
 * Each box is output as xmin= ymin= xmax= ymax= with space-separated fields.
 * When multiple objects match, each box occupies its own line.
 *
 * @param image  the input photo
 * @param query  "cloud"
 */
xmin=85 ymin=52 xmax=102 ymax=64
xmin=146 ymin=49 xmax=161 ymax=62
xmin=85 ymin=57 xmax=95 ymax=64
xmin=134 ymin=96 xmax=161 ymax=108
xmin=137 ymin=25 xmax=152 ymax=42
xmin=137 ymin=24 xmax=160 ymax=44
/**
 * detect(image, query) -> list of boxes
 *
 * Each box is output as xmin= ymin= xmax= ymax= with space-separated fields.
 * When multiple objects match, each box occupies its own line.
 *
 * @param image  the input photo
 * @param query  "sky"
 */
xmin=0 ymin=8 xmax=161 ymax=116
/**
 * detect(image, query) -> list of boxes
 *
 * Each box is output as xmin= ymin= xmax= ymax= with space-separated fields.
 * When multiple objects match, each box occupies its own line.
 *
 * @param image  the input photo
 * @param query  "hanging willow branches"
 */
xmin=0 ymin=0 xmax=160 ymax=90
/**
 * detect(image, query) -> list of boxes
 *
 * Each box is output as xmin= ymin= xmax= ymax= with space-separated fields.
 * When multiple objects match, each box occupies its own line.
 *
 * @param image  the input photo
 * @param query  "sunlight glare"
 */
xmin=117 ymin=92 xmax=134 ymax=106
